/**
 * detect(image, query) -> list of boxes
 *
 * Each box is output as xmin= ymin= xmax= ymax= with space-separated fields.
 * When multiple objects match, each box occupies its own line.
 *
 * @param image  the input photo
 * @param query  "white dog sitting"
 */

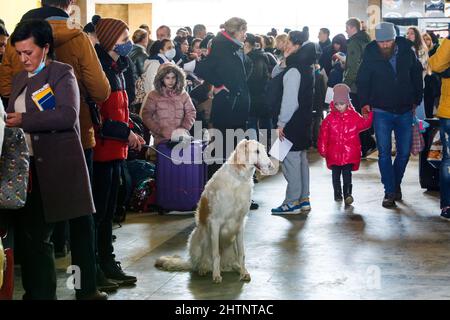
xmin=155 ymin=139 xmax=275 ymax=283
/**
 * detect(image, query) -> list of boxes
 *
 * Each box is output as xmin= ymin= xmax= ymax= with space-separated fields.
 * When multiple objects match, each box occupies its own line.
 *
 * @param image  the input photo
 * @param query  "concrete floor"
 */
xmin=13 ymin=151 xmax=450 ymax=300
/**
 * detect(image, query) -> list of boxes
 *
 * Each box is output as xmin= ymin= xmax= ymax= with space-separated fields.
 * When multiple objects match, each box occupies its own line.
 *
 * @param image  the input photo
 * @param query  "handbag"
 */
xmin=99 ymin=119 xmax=130 ymax=142
xmin=0 ymin=127 xmax=30 ymax=210
xmin=411 ymin=122 xmax=425 ymax=156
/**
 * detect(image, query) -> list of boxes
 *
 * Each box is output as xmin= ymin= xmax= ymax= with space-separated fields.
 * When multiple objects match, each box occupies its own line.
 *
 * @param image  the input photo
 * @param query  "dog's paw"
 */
xmin=198 ymin=269 xmax=208 ymax=277
xmin=240 ymin=272 xmax=251 ymax=282
xmin=212 ymin=274 xmax=223 ymax=284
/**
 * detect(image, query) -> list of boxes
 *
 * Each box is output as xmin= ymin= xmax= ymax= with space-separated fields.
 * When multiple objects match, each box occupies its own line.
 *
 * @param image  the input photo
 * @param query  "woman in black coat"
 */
xmin=195 ymin=18 xmax=251 ymax=132
xmin=195 ymin=17 xmax=259 ymax=209
xmin=244 ymin=33 xmax=272 ymax=144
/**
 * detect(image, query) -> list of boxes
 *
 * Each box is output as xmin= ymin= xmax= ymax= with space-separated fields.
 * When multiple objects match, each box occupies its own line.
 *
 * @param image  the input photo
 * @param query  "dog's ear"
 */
xmin=231 ymin=140 xmax=249 ymax=171
xmin=244 ymin=139 xmax=250 ymax=158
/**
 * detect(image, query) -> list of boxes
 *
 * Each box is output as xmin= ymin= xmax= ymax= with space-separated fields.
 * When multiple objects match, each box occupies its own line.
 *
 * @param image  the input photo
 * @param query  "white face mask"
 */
xmin=164 ymin=48 xmax=176 ymax=61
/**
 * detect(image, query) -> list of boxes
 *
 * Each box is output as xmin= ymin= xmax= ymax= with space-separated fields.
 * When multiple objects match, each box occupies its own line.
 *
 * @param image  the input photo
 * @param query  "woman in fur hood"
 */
xmin=142 ymin=64 xmax=196 ymax=145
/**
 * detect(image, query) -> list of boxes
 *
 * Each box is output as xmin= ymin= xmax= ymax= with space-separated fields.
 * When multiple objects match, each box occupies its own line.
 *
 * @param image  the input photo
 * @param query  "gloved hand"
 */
xmin=362 ymin=105 xmax=371 ymax=119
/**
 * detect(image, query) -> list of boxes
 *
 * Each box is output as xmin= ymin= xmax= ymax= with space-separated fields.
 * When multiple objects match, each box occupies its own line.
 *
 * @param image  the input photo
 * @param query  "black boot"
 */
xmin=100 ymin=260 xmax=137 ymax=286
xmin=343 ymin=184 xmax=354 ymax=205
xmin=333 ymin=182 xmax=343 ymax=202
xmin=96 ymin=265 xmax=119 ymax=292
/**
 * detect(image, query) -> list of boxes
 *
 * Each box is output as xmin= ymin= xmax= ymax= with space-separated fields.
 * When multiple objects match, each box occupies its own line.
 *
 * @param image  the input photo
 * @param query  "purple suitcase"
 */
xmin=156 ymin=141 xmax=207 ymax=212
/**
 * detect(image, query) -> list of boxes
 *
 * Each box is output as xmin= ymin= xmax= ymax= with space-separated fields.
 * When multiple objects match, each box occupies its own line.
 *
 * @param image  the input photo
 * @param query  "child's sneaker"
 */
xmin=440 ymin=207 xmax=450 ymax=221
xmin=271 ymin=202 xmax=301 ymax=215
xmin=299 ymin=198 xmax=311 ymax=212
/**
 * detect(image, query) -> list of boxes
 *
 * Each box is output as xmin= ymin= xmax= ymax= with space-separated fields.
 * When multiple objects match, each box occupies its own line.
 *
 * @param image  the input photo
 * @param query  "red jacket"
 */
xmin=318 ymin=102 xmax=373 ymax=171
xmin=93 ymin=46 xmax=130 ymax=162
xmin=94 ymin=91 xmax=129 ymax=162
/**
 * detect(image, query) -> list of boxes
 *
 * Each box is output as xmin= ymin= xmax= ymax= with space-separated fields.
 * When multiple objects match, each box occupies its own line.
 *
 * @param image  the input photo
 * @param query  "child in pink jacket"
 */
xmin=318 ymin=84 xmax=373 ymax=205
xmin=142 ymin=64 xmax=196 ymax=146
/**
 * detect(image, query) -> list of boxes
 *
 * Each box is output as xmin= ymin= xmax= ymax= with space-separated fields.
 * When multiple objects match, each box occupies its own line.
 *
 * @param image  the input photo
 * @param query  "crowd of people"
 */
xmin=0 ymin=0 xmax=449 ymax=300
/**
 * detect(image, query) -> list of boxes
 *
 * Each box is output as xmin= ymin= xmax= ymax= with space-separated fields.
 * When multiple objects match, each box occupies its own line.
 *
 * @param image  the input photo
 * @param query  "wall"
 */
xmin=95 ymin=4 xmax=129 ymax=23
xmin=2 ymin=0 xmax=41 ymax=33
xmin=93 ymin=2 xmax=152 ymax=34
xmin=151 ymin=0 xmax=349 ymax=39
xmin=349 ymin=0 xmax=382 ymax=38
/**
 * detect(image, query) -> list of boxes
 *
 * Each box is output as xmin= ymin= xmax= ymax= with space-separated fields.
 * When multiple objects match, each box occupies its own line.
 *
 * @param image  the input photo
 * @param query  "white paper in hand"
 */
xmin=183 ymin=60 xmax=196 ymax=74
xmin=325 ymin=87 xmax=334 ymax=104
xmin=269 ymin=137 xmax=293 ymax=162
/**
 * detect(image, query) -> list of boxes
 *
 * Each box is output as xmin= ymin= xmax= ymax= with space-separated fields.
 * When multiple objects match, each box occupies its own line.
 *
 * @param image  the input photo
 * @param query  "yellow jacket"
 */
xmin=429 ymin=39 xmax=450 ymax=119
xmin=0 ymin=20 xmax=111 ymax=149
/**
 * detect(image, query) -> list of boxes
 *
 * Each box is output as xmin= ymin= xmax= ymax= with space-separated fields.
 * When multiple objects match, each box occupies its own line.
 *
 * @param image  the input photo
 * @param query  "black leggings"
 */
xmin=332 ymin=164 xmax=353 ymax=186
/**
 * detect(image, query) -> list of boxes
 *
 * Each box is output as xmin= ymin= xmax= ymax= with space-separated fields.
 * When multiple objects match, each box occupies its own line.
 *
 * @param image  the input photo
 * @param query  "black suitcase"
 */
xmin=419 ymin=118 xmax=440 ymax=191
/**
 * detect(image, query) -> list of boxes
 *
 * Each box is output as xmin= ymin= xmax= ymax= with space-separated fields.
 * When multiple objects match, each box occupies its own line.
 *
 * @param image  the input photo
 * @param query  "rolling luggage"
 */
xmin=156 ymin=141 xmax=207 ymax=213
xmin=419 ymin=118 xmax=440 ymax=191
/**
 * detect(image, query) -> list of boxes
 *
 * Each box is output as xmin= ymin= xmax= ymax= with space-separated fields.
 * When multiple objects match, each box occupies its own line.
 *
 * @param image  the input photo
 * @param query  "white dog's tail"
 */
xmin=155 ymin=255 xmax=192 ymax=272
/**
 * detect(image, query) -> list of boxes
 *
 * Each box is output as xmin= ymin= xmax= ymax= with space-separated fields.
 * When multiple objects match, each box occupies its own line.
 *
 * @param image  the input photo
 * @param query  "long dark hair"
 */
xmin=11 ymin=19 xmax=55 ymax=59
xmin=149 ymin=39 xmax=172 ymax=57
xmin=408 ymin=26 xmax=427 ymax=54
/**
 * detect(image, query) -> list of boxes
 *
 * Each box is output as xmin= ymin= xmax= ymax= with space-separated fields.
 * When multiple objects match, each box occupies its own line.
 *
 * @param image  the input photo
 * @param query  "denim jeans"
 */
xmin=440 ymin=118 xmax=450 ymax=208
xmin=373 ymin=109 xmax=413 ymax=194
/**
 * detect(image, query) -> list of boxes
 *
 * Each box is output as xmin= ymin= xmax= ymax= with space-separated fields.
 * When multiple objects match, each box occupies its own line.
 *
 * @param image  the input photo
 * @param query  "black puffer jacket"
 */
xmin=319 ymin=34 xmax=347 ymax=77
xmin=357 ymin=37 xmax=424 ymax=114
xmin=247 ymin=49 xmax=270 ymax=117
xmin=194 ymin=31 xmax=251 ymax=128
xmin=128 ymin=44 xmax=148 ymax=77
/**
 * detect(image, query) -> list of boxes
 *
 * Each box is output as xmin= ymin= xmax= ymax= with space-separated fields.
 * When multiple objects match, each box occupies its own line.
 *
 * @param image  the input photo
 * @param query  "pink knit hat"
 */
xmin=333 ymin=84 xmax=351 ymax=105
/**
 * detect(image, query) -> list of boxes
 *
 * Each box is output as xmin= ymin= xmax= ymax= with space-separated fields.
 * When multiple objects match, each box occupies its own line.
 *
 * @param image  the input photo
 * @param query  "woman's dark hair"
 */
xmin=83 ymin=22 xmax=95 ymax=34
xmin=11 ymin=19 xmax=55 ymax=59
xmin=288 ymin=30 xmax=308 ymax=46
xmin=41 ymin=0 xmax=71 ymax=8
xmin=427 ymin=31 xmax=439 ymax=46
xmin=408 ymin=26 xmax=427 ymax=54
xmin=245 ymin=33 xmax=256 ymax=47
xmin=0 ymin=23 xmax=8 ymax=37
xmin=264 ymin=35 xmax=275 ymax=48
xmin=149 ymin=39 xmax=172 ymax=57
xmin=200 ymin=34 xmax=214 ymax=49
xmin=132 ymin=28 xmax=148 ymax=44
xmin=190 ymin=38 xmax=202 ymax=51
xmin=174 ymin=36 xmax=188 ymax=45
xmin=184 ymin=26 xmax=192 ymax=35
xmin=302 ymin=26 xmax=310 ymax=41
xmin=332 ymin=34 xmax=347 ymax=53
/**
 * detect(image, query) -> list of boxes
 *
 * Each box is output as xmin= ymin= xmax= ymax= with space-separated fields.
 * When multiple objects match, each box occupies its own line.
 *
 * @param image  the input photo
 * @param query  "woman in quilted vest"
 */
xmin=141 ymin=64 xmax=196 ymax=146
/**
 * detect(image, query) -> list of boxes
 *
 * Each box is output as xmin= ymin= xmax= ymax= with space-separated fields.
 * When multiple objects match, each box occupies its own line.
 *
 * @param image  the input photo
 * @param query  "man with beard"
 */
xmin=357 ymin=22 xmax=423 ymax=208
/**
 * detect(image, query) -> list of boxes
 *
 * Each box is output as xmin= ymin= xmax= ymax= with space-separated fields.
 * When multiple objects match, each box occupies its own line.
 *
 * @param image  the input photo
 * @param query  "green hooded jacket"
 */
xmin=343 ymin=30 xmax=371 ymax=93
